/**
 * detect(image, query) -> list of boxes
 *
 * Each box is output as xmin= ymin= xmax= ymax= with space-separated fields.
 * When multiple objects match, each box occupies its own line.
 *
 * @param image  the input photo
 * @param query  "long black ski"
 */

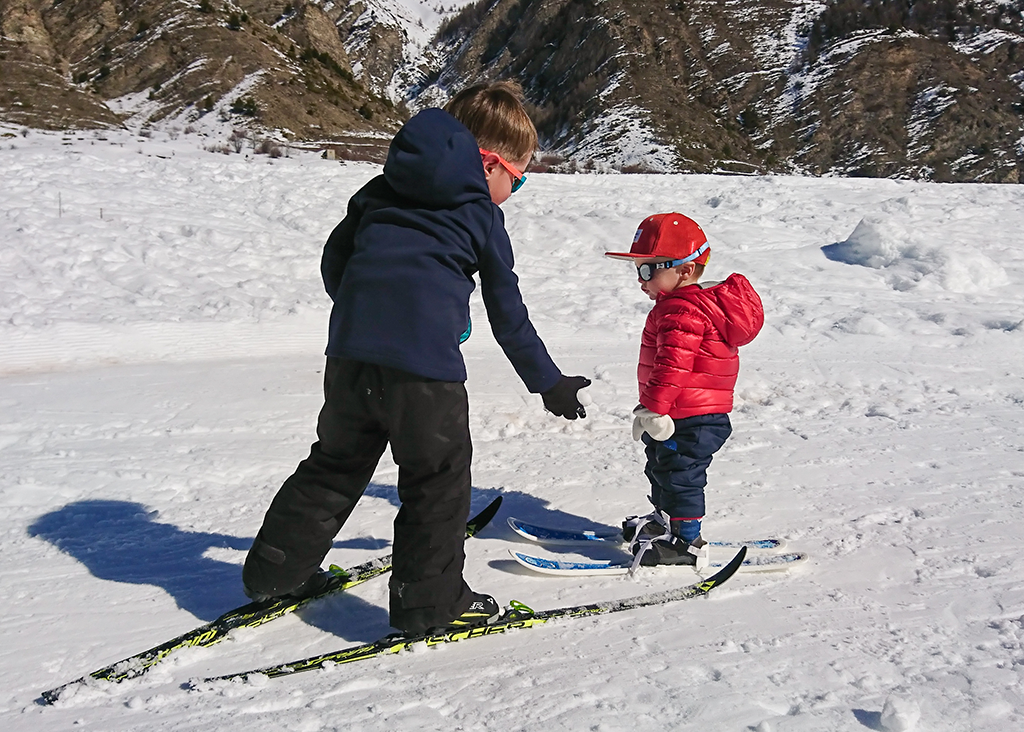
xmin=40 ymin=496 xmax=502 ymax=704
xmin=195 ymin=546 xmax=747 ymax=686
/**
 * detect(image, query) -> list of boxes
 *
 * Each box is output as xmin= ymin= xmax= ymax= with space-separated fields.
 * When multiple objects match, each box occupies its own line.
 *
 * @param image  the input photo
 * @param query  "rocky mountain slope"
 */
xmin=1 ymin=0 xmax=1022 ymax=181
xmin=422 ymin=0 xmax=1024 ymax=181
xmin=0 ymin=0 xmax=405 ymax=145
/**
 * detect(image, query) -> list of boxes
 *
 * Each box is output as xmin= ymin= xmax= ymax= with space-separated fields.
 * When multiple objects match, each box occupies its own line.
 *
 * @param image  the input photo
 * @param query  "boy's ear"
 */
xmin=678 ymin=261 xmax=698 ymax=278
xmin=480 ymin=152 xmax=501 ymax=179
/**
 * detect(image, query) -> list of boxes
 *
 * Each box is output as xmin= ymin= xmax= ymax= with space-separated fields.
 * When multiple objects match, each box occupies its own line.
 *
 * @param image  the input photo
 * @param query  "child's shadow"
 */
xmin=27 ymin=498 xmax=390 ymax=638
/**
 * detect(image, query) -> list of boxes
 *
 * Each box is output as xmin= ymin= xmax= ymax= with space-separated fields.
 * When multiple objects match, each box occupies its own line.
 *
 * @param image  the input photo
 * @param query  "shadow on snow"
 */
xmin=26 ymin=484 xmax=607 ymax=641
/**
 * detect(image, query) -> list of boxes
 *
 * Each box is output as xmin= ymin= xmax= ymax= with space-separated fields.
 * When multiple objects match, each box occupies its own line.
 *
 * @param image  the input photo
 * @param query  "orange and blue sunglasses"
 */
xmin=480 ymin=148 xmax=527 ymax=193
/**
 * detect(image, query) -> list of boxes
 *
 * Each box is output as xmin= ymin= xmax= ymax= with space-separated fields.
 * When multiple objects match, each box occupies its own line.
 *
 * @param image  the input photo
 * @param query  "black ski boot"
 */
xmin=622 ymin=511 xmax=709 ymax=570
xmin=244 ymin=569 xmax=330 ymax=603
xmin=420 ymin=593 xmax=500 ymax=636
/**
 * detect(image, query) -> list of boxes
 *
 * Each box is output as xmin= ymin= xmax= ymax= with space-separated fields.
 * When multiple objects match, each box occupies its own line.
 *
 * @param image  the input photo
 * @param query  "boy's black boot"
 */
xmin=243 ymin=569 xmax=330 ymax=604
xmin=418 ymin=592 xmax=500 ymax=636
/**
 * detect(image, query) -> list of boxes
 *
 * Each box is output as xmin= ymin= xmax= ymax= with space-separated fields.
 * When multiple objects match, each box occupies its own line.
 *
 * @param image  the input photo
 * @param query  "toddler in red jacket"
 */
xmin=606 ymin=213 xmax=763 ymax=570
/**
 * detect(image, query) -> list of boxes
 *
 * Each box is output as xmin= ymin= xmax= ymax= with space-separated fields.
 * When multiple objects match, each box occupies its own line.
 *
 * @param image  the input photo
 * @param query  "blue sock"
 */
xmin=673 ymin=519 xmax=701 ymax=542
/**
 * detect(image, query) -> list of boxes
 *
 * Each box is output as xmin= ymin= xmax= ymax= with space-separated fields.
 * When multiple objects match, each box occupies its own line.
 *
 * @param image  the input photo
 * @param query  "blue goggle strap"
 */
xmin=676 ymin=241 xmax=710 ymax=264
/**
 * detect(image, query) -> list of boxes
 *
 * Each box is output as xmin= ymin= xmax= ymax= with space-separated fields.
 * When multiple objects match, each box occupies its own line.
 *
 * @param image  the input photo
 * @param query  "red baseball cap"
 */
xmin=605 ymin=213 xmax=711 ymax=265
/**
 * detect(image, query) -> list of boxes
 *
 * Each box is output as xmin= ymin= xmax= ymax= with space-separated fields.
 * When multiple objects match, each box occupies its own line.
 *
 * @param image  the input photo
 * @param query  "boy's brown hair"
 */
xmin=444 ymin=81 xmax=537 ymax=163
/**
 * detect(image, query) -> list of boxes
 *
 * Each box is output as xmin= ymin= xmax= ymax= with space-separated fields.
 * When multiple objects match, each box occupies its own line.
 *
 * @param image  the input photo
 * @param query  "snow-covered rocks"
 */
xmin=880 ymin=693 xmax=922 ymax=732
xmin=823 ymin=213 xmax=1010 ymax=293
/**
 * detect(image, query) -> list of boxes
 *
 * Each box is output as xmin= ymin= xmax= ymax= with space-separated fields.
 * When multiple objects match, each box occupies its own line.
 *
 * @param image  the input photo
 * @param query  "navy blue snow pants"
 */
xmin=642 ymin=413 xmax=732 ymax=519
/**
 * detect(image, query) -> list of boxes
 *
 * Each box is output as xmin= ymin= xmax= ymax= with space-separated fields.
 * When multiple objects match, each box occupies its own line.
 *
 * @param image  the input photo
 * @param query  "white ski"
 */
xmin=510 ymin=548 xmax=807 ymax=576
xmin=507 ymin=516 xmax=787 ymax=551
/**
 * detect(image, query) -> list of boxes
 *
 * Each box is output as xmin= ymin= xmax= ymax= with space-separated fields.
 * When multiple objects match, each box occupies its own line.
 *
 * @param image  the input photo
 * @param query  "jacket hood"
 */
xmin=671 ymin=273 xmax=764 ymax=348
xmin=384 ymin=108 xmax=491 ymax=208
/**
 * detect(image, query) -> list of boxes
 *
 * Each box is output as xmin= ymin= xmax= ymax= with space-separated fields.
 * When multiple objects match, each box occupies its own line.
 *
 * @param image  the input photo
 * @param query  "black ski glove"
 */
xmin=541 ymin=375 xmax=592 ymax=420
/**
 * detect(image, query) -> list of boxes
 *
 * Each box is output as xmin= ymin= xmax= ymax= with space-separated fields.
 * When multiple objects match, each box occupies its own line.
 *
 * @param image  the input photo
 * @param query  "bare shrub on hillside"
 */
xmin=229 ymin=129 xmax=248 ymax=153
xmin=256 ymin=139 xmax=283 ymax=157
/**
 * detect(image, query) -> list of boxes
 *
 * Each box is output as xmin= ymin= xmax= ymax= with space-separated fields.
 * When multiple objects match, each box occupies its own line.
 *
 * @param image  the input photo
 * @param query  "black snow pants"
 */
xmin=242 ymin=357 xmax=474 ymax=634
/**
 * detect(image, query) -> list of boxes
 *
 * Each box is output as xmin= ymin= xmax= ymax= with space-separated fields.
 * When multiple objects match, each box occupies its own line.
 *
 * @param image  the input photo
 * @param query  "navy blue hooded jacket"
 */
xmin=321 ymin=109 xmax=561 ymax=393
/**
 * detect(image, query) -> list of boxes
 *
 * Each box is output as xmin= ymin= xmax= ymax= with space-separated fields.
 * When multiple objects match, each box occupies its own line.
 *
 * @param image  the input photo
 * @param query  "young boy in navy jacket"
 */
xmin=242 ymin=82 xmax=590 ymax=635
xmin=606 ymin=213 xmax=763 ymax=571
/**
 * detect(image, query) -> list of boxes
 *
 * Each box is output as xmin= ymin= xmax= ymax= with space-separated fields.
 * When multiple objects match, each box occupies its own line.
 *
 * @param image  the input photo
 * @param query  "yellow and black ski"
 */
xmin=40 ymin=496 xmax=502 ymax=704
xmin=194 ymin=546 xmax=747 ymax=686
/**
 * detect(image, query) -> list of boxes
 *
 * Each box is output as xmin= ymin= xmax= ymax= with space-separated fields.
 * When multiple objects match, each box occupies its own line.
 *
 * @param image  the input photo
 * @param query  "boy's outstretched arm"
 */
xmin=476 ymin=214 xmax=591 ymax=419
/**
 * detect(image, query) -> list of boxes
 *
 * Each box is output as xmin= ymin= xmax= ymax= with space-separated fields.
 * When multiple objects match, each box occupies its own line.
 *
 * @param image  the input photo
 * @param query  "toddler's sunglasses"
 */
xmin=480 ymin=148 xmax=527 ymax=193
xmin=635 ymin=243 xmax=710 ymax=281
xmin=637 ymin=259 xmax=687 ymax=281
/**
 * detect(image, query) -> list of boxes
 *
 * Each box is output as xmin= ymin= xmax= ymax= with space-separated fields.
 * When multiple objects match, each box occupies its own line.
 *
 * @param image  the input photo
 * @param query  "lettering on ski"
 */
xmin=194 ymin=547 xmax=747 ymax=686
xmin=39 ymin=496 xmax=502 ymax=704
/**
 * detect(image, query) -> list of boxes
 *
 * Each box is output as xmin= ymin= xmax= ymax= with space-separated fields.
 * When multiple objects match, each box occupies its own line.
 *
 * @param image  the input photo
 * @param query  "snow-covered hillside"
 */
xmin=336 ymin=0 xmax=481 ymax=101
xmin=2 ymin=128 xmax=1024 ymax=731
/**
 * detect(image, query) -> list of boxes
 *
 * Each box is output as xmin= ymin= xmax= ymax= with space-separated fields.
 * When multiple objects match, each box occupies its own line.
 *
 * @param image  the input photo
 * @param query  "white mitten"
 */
xmin=631 ymin=405 xmax=675 ymax=442
xmin=631 ymin=415 xmax=646 ymax=441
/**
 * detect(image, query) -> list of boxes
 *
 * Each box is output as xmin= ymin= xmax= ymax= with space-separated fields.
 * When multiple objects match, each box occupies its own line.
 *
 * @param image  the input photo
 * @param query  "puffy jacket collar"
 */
xmin=659 ymin=273 xmax=764 ymax=348
xmin=384 ymin=108 xmax=491 ymax=208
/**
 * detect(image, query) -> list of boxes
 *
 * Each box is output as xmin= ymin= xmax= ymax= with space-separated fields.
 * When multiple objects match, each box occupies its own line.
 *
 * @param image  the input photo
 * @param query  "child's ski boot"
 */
xmin=622 ymin=511 xmax=709 ymax=571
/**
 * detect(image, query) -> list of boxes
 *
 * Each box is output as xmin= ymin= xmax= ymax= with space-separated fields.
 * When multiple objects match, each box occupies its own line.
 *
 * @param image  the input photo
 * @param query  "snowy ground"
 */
xmin=2 ymin=128 xmax=1024 ymax=731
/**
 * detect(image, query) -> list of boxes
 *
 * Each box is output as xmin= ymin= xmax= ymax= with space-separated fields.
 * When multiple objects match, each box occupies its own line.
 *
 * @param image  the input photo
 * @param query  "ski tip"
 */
xmin=467 ymin=495 xmax=502 ymax=536
xmin=506 ymin=516 xmax=536 ymax=541
xmin=702 ymin=546 xmax=747 ymax=588
xmin=39 ymin=676 xmax=93 ymax=706
xmin=38 ymin=688 xmax=61 ymax=706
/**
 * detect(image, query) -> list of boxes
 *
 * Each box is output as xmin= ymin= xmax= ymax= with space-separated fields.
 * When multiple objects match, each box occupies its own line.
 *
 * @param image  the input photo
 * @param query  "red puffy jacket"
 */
xmin=638 ymin=273 xmax=764 ymax=418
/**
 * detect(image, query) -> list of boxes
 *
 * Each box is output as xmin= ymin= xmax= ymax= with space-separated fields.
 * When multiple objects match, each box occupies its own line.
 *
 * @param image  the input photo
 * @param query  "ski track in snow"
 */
xmin=2 ymin=128 xmax=1024 ymax=730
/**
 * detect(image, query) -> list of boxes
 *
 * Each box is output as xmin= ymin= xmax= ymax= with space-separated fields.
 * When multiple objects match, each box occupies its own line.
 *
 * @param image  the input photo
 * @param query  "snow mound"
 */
xmin=880 ymin=693 xmax=922 ymax=732
xmin=823 ymin=215 xmax=1009 ymax=293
